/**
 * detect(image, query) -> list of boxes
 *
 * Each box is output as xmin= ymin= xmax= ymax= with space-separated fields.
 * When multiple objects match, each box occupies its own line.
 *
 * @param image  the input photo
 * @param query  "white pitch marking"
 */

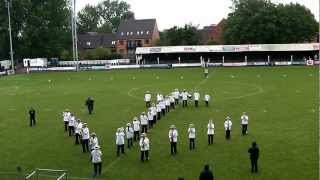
xmin=44 ymin=108 xmax=53 ymax=112
xmin=257 ymin=74 xmax=261 ymax=78
xmin=180 ymin=76 xmax=184 ymax=79
xmin=48 ymin=79 xmax=52 ymax=83
xmin=156 ymin=76 xmax=160 ymax=80
xmin=230 ymin=75 xmax=235 ymax=78
xmin=8 ymin=108 xmax=16 ymax=111
xmin=263 ymin=109 xmax=267 ymax=113
xmin=88 ymin=77 xmax=92 ymax=81
xmin=312 ymin=109 xmax=316 ymax=113
xmin=132 ymin=76 xmax=136 ymax=80
xmin=309 ymin=74 xmax=313 ymax=77
xmin=102 ymin=157 xmax=122 ymax=174
xmin=282 ymin=74 xmax=287 ymax=78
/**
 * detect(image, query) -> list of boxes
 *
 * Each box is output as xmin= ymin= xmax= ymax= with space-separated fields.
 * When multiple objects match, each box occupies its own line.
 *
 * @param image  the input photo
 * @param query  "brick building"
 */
xmin=199 ymin=19 xmax=226 ymax=45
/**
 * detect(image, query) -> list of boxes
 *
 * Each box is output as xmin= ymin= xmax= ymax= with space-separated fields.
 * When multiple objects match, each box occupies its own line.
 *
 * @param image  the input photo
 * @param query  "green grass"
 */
xmin=0 ymin=66 xmax=318 ymax=180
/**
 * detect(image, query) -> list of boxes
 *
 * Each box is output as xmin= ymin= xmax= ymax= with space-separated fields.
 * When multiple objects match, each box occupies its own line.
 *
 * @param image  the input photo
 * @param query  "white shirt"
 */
xmin=182 ymin=92 xmax=188 ymax=100
xmin=173 ymin=91 xmax=179 ymax=99
xmin=147 ymin=111 xmax=153 ymax=121
xmin=188 ymin=128 xmax=196 ymax=139
xmin=156 ymin=105 xmax=161 ymax=112
xmin=207 ymin=123 xmax=215 ymax=135
xmin=90 ymin=136 xmax=99 ymax=148
xmin=160 ymin=101 xmax=166 ymax=109
xmin=205 ymin=94 xmax=211 ymax=101
xmin=170 ymin=96 xmax=175 ymax=103
xmin=75 ymin=122 xmax=83 ymax=134
xmin=165 ymin=98 xmax=170 ymax=106
xmin=140 ymin=115 xmax=148 ymax=125
xmin=68 ymin=116 xmax=76 ymax=127
xmin=241 ymin=115 xmax=249 ymax=125
xmin=194 ymin=92 xmax=200 ymax=101
xmin=116 ymin=132 xmax=125 ymax=145
xmin=157 ymin=94 xmax=163 ymax=102
xmin=145 ymin=93 xmax=151 ymax=102
xmin=151 ymin=106 xmax=157 ymax=116
xmin=125 ymin=126 xmax=134 ymax=139
xmin=63 ymin=112 xmax=70 ymax=122
xmin=224 ymin=120 xmax=232 ymax=130
xmin=168 ymin=129 xmax=178 ymax=142
xmin=139 ymin=137 xmax=150 ymax=151
xmin=81 ymin=127 xmax=90 ymax=140
xmin=133 ymin=120 xmax=140 ymax=131
xmin=91 ymin=149 xmax=102 ymax=163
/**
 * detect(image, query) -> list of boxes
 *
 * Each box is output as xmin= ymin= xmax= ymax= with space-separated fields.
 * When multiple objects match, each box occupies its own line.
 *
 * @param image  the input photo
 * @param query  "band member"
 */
xmin=147 ymin=109 xmax=154 ymax=129
xmin=145 ymin=91 xmax=151 ymax=108
xmin=188 ymin=124 xmax=196 ymax=150
xmin=91 ymin=145 xmax=102 ymax=177
xmin=182 ymin=90 xmax=188 ymax=107
xmin=81 ymin=123 xmax=90 ymax=153
xmin=241 ymin=112 xmax=249 ymax=135
xmin=193 ymin=90 xmax=200 ymax=107
xmin=116 ymin=128 xmax=125 ymax=156
xmin=68 ymin=113 xmax=76 ymax=136
xmin=62 ymin=109 xmax=70 ymax=132
xmin=204 ymin=94 xmax=211 ymax=107
xmin=204 ymin=68 xmax=209 ymax=78
xmin=165 ymin=96 xmax=171 ymax=113
xmin=140 ymin=112 xmax=148 ymax=133
xmin=169 ymin=95 xmax=175 ymax=109
xmin=169 ymin=125 xmax=178 ymax=155
xmin=89 ymin=132 xmax=99 ymax=151
xmin=125 ymin=123 xmax=134 ymax=148
xmin=173 ymin=89 xmax=180 ymax=105
xmin=156 ymin=92 xmax=163 ymax=103
xmin=224 ymin=116 xmax=232 ymax=140
xmin=156 ymin=103 xmax=162 ymax=120
xmin=139 ymin=133 xmax=150 ymax=162
xmin=207 ymin=119 xmax=215 ymax=145
xmin=160 ymin=100 xmax=166 ymax=116
xmin=29 ymin=107 xmax=36 ymax=127
xmin=151 ymin=103 xmax=157 ymax=124
xmin=132 ymin=117 xmax=140 ymax=141
xmin=85 ymin=97 xmax=94 ymax=115
xmin=75 ymin=119 xmax=82 ymax=145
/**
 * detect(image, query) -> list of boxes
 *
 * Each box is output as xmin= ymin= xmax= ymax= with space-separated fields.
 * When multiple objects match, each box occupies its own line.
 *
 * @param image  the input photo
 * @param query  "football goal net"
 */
xmin=25 ymin=169 xmax=68 ymax=180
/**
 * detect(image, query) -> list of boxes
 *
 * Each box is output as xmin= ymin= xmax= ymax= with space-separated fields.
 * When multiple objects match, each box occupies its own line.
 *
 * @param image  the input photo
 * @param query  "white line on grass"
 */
xmin=101 ymin=157 xmax=122 ymax=174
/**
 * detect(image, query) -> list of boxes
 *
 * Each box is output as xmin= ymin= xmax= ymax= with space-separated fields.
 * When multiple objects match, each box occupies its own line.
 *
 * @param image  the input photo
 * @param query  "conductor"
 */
xmin=85 ymin=97 xmax=94 ymax=115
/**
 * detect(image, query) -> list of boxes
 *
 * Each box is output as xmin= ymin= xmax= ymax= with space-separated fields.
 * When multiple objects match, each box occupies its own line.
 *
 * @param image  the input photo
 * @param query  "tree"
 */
xmin=157 ymin=24 xmax=200 ymax=46
xmin=77 ymin=0 xmax=134 ymax=33
xmin=223 ymin=0 xmax=318 ymax=44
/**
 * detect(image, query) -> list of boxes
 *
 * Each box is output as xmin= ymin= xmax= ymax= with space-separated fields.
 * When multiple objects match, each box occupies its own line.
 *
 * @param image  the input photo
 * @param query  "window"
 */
xmin=145 ymin=39 xmax=150 ymax=44
xmin=86 ymin=42 xmax=91 ymax=46
xmin=111 ymin=41 xmax=116 ymax=45
xmin=137 ymin=31 xmax=140 ymax=35
xmin=141 ymin=31 xmax=144 ymax=35
xmin=130 ymin=32 xmax=133 ymax=35
xmin=121 ymin=32 xmax=124 ymax=36
xmin=127 ymin=32 xmax=129 ymax=36
xmin=119 ymin=40 xmax=124 ymax=45
xmin=146 ymin=31 xmax=150 ymax=35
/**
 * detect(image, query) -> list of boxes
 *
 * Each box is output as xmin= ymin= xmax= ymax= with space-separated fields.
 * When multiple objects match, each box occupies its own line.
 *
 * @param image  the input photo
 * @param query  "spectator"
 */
xmin=199 ymin=164 xmax=214 ymax=180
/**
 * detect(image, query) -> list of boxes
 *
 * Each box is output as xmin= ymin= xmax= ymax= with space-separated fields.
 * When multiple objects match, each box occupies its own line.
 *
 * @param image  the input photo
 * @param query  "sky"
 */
xmin=76 ymin=0 xmax=319 ymax=30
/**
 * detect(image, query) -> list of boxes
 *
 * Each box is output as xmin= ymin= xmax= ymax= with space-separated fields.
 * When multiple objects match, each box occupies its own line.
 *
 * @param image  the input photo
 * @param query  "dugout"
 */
xmin=135 ymin=43 xmax=319 ymax=64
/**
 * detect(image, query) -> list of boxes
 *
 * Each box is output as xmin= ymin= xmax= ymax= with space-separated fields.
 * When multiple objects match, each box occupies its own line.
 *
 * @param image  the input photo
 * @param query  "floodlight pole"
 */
xmin=5 ymin=0 xmax=14 ymax=74
xmin=71 ymin=0 xmax=79 ymax=71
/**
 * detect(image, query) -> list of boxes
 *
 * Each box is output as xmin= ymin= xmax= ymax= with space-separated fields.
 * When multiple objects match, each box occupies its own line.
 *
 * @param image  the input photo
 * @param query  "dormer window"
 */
xmin=111 ymin=41 xmax=116 ymax=45
xmin=86 ymin=42 xmax=91 ymax=46
xmin=146 ymin=31 xmax=150 ymax=35
xmin=127 ymin=32 xmax=129 ymax=36
xmin=141 ymin=31 xmax=144 ymax=35
xmin=137 ymin=31 xmax=140 ymax=35
xmin=130 ymin=32 xmax=133 ymax=35
xmin=121 ymin=32 xmax=124 ymax=36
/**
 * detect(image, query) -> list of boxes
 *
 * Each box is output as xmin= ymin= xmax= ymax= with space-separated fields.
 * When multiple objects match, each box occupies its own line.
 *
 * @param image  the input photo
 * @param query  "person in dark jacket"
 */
xmin=248 ymin=142 xmax=260 ymax=173
xmin=85 ymin=97 xmax=94 ymax=115
xmin=29 ymin=107 xmax=36 ymax=127
xmin=199 ymin=164 xmax=214 ymax=180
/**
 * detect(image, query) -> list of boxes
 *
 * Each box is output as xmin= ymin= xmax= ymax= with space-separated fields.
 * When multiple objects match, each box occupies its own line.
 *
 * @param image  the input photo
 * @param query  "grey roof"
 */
xmin=116 ymin=19 xmax=157 ymax=40
xmin=78 ymin=33 xmax=116 ymax=49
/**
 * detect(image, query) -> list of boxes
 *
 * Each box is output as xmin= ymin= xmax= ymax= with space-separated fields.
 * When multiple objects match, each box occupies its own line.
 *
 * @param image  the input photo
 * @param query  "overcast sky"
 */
xmin=76 ymin=0 xmax=319 ymax=30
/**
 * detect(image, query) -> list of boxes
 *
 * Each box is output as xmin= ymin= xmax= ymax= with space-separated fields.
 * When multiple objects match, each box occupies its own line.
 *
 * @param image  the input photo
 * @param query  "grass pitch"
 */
xmin=0 ymin=67 xmax=318 ymax=180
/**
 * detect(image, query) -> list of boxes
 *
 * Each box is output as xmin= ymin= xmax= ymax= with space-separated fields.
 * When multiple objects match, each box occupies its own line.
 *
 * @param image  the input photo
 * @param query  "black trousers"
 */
xmin=166 ymin=105 xmax=170 ymax=113
xmin=68 ymin=126 xmax=74 ymax=136
xmin=149 ymin=121 xmax=153 ymax=128
xmin=117 ymin=145 xmax=125 ymax=156
xmin=127 ymin=138 xmax=133 ymax=148
xmin=157 ymin=112 xmax=161 ymax=120
xmin=195 ymin=100 xmax=199 ymax=107
xmin=250 ymin=159 xmax=258 ymax=172
xmin=170 ymin=142 xmax=177 ymax=155
xmin=93 ymin=162 xmax=102 ymax=176
xmin=75 ymin=133 xmax=80 ymax=144
xmin=205 ymin=101 xmax=209 ymax=107
xmin=182 ymin=100 xmax=187 ymax=107
xmin=134 ymin=131 xmax=140 ymax=141
xmin=208 ymin=135 xmax=214 ymax=145
xmin=142 ymin=125 xmax=148 ymax=133
xmin=242 ymin=124 xmax=248 ymax=135
xmin=140 ymin=150 xmax=149 ymax=162
xmin=82 ymin=139 xmax=89 ymax=153
xmin=153 ymin=115 xmax=157 ymax=124
xmin=64 ymin=121 xmax=68 ymax=131
xmin=30 ymin=117 xmax=36 ymax=127
xmin=226 ymin=130 xmax=231 ymax=139
xmin=170 ymin=103 xmax=175 ymax=109
xmin=88 ymin=106 xmax=93 ymax=114
xmin=146 ymin=101 xmax=151 ymax=108
xmin=161 ymin=109 xmax=166 ymax=116
xmin=189 ymin=138 xmax=195 ymax=150
xmin=175 ymin=99 xmax=179 ymax=105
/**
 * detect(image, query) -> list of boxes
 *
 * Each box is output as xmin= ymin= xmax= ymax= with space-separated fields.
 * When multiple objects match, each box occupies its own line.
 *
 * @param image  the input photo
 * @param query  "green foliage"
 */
xmin=223 ymin=0 xmax=318 ymax=44
xmin=157 ymin=24 xmax=200 ymax=46
xmin=77 ymin=0 xmax=134 ymax=33
xmin=82 ymin=48 xmax=121 ymax=60
xmin=0 ymin=0 xmax=71 ymax=60
xmin=60 ymin=49 xmax=72 ymax=61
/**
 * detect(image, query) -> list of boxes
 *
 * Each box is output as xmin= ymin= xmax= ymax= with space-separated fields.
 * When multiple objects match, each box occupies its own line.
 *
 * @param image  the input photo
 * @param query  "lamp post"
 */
xmin=4 ymin=0 xmax=14 ymax=74
xmin=70 ymin=0 xmax=78 ymax=71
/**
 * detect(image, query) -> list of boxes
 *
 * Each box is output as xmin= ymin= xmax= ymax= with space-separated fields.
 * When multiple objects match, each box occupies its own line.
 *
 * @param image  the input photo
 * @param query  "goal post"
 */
xmin=25 ymin=169 xmax=68 ymax=180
